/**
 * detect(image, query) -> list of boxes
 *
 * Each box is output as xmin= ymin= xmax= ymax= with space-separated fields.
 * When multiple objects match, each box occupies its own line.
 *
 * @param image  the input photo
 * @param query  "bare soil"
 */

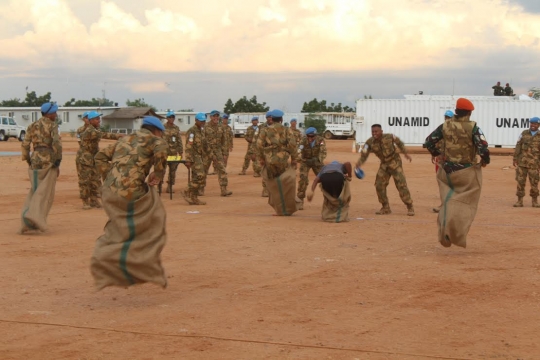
xmin=0 ymin=136 xmax=539 ymax=360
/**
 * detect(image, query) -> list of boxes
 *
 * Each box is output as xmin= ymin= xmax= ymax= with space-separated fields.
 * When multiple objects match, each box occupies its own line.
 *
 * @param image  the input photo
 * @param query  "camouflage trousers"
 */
xmin=516 ymin=166 xmax=539 ymax=197
xmin=375 ymin=162 xmax=413 ymax=206
xmin=297 ymin=161 xmax=323 ymax=199
xmin=78 ymin=163 xmax=101 ymax=201
xmin=187 ymin=155 xmax=206 ymax=193
xmin=242 ymin=148 xmax=261 ymax=174
xmin=203 ymin=152 xmax=228 ymax=188
xmin=165 ymin=162 xmax=179 ymax=185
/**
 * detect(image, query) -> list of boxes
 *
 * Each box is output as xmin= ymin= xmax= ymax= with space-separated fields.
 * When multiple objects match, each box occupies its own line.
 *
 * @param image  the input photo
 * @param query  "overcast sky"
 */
xmin=0 ymin=0 xmax=539 ymax=111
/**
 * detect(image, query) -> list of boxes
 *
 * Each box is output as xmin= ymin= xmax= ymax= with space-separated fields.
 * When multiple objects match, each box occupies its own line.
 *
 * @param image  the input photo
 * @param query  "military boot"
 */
xmin=190 ymin=191 xmax=206 ymax=205
xmin=407 ymin=204 xmax=415 ymax=216
xmin=82 ymin=199 xmax=92 ymax=210
xmin=513 ymin=197 xmax=524 ymax=207
xmin=262 ymin=188 xmax=269 ymax=197
xmin=297 ymin=198 xmax=304 ymax=210
xmin=182 ymin=189 xmax=195 ymax=205
xmin=220 ymin=186 xmax=233 ymax=196
xmin=158 ymin=183 xmax=163 ymax=195
xmin=533 ymin=197 xmax=540 ymax=208
xmin=253 ymin=172 xmax=261 ymax=178
xmin=238 ymin=169 xmax=247 ymax=175
xmin=375 ymin=204 xmax=391 ymax=215
xmin=198 ymin=188 xmax=205 ymax=196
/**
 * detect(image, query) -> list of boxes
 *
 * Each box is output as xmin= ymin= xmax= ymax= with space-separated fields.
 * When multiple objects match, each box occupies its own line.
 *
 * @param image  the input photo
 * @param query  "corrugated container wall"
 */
xmin=355 ymin=97 xmax=540 ymax=148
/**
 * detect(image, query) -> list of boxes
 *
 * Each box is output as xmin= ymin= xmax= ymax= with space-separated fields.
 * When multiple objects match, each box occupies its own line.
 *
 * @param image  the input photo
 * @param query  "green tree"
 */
xmin=126 ymin=98 xmax=156 ymax=111
xmin=64 ymin=97 xmax=116 ymax=106
xmin=304 ymin=114 xmax=326 ymax=135
xmin=223 ymin=98 xmax=234 ymax=114
xmin=301 ymin=98 xmax=356 ymax=113
xmin=224 ymin=96 xmax=269 ymax=113
xmin=1 ymin=98 xmax=24 ymax=106
xmin=23 ymin=91 xmax=52 ymax=106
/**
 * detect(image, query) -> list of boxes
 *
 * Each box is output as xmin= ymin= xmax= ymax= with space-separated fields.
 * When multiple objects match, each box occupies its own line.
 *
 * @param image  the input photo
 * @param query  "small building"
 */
xmin=102 ymin=107 xmax=165 ymax=134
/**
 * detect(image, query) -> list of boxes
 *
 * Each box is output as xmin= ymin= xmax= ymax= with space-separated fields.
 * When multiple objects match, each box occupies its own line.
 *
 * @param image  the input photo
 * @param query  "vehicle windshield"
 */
xmin=8 ymin=118 xmax=16 ymax=125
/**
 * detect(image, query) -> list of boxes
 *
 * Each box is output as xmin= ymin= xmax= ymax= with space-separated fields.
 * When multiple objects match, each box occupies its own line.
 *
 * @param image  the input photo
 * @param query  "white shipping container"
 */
xmin=355 ymin=95 xmax=540 ymax=148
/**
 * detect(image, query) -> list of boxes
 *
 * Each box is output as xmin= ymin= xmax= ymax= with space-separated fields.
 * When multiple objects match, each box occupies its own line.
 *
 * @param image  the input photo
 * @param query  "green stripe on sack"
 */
xmin=32 ymin=169 xmax=38 ymax=192
xmin=276 ymin=176 xmax=288 ymax=216
xmin=442 ymin=172 xmax=455 ymax=233
xmin=119 ymin=201 xmax=136 ymax=285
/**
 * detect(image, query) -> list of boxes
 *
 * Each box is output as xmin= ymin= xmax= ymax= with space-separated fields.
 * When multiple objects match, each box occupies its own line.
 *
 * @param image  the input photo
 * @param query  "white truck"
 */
xmin=0 ymin=116 xmax=26 ymax=141
xmin=308 ymin=112 xmax=357 ymax=139
xmin=355 ymin=95 xmax=540 ymax=148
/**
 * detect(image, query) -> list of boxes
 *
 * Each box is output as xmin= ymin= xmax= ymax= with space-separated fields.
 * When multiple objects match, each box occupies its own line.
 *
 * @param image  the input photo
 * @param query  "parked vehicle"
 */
xmin=0 ymin=116 xmax=26 ymax=141
xmin=308 ymin=112 xmax=357 ymax=139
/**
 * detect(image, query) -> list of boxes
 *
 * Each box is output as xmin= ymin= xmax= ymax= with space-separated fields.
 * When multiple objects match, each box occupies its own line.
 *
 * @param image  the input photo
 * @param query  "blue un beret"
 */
xmin=251 ymin=116 xmax=259 ymax=121
xmin=222 ymin=113 xmax=229 ymax=119
xmin=142 ymin=116 xmax=165 ymax=131
xmin=530 ymin=117 xmax=540 ymax=123
xmin=87 ymin=111 xmax=103 ymax=120
xmin=209 ymin=110 xmax=220 ymax=116
xmin=195 ymin=112 xmax=207 ymax=121
xmin=444 ymin=110 xmax=454 ymax=118
xmin=269 ymin=109 xmax=284 ymax=118
xmin=305 ymin=127 xmax=317 ymax=135
xmin=82 ymin=111 xmax=89 ymax=119
xmin=41 ymin=102 xmax=58 ymax=114
xmin=290 ymin=118 xmax=297 ymax=123
xmin=266 ymin=111 xmax=272 ymax=118
xmin=166 ymin=111 xmax=175 ymax=118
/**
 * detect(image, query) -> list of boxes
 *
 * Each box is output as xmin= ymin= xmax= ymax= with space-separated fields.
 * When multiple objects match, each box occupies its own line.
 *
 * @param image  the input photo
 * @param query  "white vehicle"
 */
xmin=355 ymin=95 xmax=540 ymax=148
xmin=313 ymin=112 xmax=357 ymax=139
xmin=231 ymin=113 xmax=266 ymax=137
xmin=0 ymin=116 xmax=26 ymax=141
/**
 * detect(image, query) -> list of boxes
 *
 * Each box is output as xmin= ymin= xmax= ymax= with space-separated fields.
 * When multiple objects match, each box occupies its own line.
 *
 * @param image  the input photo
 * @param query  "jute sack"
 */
xmin=437 ymin=165 xmax=482 ymax=248
xmin=263 ymin=166 xmax=297 ymax=216
xmin=91 ymin=186 xmax=167 ymax=290
xmin=20 ymin=166 xmax=58 ymax=233
xmin=321 ymin=180 xmax=351 ymax=223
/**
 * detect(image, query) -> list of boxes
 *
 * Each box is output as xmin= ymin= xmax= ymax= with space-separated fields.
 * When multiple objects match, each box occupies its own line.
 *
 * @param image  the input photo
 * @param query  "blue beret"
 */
xmin=251 ymin=116 xmax=259 ymax=121
xmin=195 ymin=112 xmax=207 ymax=121
xmin=87 ymin=111 xmax=103 ymax=120
xmin=82 ymin=111 xmax=89 ymax=118
xmin=266 ymin=111 xmax=272 ymax=118
xmin=305 ymin=127 xmax=317 ymax=135
xmin=41 ymin=102 xmax=58 ymax=114
xmin=269 ymin=109 xmax=284 ymax=118
xmin=530 ymin=117 xmax=540 ymax=123
xmin=290 ymin=118 xmax=297 ymax=123
xmin=166 ymin=111 xmax=175 ymax=118
xmin=222 ymin=113 xmax=229 ymax=119
xmin=209 ymin=110 xmax=220 ymax=116
xmin=444 ymin=110 xmax=454 ymax=118
xmin=142 ymin=116 xmax=165 ymax=131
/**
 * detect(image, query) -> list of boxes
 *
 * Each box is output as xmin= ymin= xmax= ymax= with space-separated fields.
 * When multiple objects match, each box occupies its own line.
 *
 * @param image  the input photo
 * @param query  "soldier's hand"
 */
xmin=223 ymin=155 xmax=228 ymax=163
xmin=57 ymin=167 xmax=60 ymax=177
xmin=26 ymin=160 xmax=31 ymax=167
xmin=147 ymin=172 xmax=161 ymax=186
xmin=260 ymin=160 xmax=265 ymax=167
xmin=405 ymin=154 xmax=412 ymax=162
xmin=184 ymin=161 xmax=192 ymax=169
xmin=431 ymin=156 xmax=437 ymax=164
xmin=512 ymin=160 xmax=517 ymax=167
xmin=307 ymin=191 xmax=314 ymax=202
xmin=251 ymin=155 xmax=256 ymax=161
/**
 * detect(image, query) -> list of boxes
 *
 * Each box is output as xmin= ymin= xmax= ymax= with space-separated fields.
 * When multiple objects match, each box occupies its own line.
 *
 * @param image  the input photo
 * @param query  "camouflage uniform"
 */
xmin=222 ymin=123 xmax=234 ymax=166
xmin=492 ymin=85 xmax=504 ymax=96
xmin=203 ymin=122 xmax=231 ymax=196
xmin=183 ymin=125 xmax=208 ymax=204
xmin=95 ymin=129 xmax=168 ymax=201
xmin=297 ymin=135 xmax=327 ymax=200
xmin=513 ymin=130 xmax=540 ymax=206
xmin=356 ymin=133 xmax=413 ymax=214
xmin=162 ymin=122 xmax=183 ymax=193
xmin=255 ymin=122 xmax=270 ymax=195
xmin=78 ymin=126 xmax=122 ymax=208
xmin=240 ymin=125 xmax=262 ymax=176
xmin=256 ymin=122 xmax=298 ymax=179
xmin=75 ymin=123 xmax=89 ymax=195
xmin=291 ymin=128 xmax=303 ymax=147
xmin=22 ymin=117 xmax=62 ymax=169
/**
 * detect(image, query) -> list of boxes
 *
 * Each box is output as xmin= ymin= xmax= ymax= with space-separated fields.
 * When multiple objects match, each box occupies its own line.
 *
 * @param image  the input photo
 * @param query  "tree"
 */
xmin=304 ymin=114 xmax=326 ymax=135
xmin=528 ymin=87 xmax=540 ymax=100
xmin=301 ymin=98 xmax=355 ymax=113
xmin=126 ymin=98 xmax=156 ymax=111
xmin=1 ymin=98 xmax=23 ymax=107
xmin=363 ymin=94 xmax=373 ymax=99
xmin=23 ymin=91 xmax=52 ymax=106
xmin=64 ymin=97 xmax=116 ymax=106
xmin=223 ymin=96 xmax=270 ymax=113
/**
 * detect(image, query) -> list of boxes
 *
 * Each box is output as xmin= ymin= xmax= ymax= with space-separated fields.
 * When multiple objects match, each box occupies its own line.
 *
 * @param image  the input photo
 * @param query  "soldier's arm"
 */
xmin=424 ymin=124 xmax=444 ymax=157
xmin=513 ymin=133 xmax=523 ymax=165
xmin=319 ymin=138 xmax=327 ymax=162
xmin=220 ymin=129 xmax=228 ymax=155
xmin=184 ymin=131 xmax=194 ymax=162
xmin=152 ymin=139 xmax=169 ymax=181
xmin=94 ymin=143 xmax=115 ymax=180
xmin=229 ymin=129 xmax=234 ymax=150
xmin=393 ymin=135 xmax=408 ymax=154
xmin=52 ymin=124 xmax=62 ymax=166
xmin=101 ymin=132 xmax=122 ymax=140
xmin=21 ymin=124 xmax=33 ymax=163
xmin=256 ymin=129 xmax=266 ymax=163
xmin=356 ymin=138 xmax=372 ymax=167
xmin=473 ymin=125 xmax=490 ymax=166
xmin=177 ymin=131 xmax=184 ymax=156
xmin=287 ymin=129 xmax=298 ymax=163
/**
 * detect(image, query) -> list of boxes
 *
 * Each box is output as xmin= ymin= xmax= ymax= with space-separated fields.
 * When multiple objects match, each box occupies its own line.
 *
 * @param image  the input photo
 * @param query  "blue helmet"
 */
xmin=444 ymin=110 xmax=454 ymax=118
xmin=195 ymin=112 xmax=207 ymax=121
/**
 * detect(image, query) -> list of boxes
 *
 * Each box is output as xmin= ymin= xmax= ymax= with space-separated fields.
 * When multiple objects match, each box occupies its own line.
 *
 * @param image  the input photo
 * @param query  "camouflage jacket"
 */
xmin=357 ymin=133 xmax=407 ymax=167
xmin=78 ymin=126 xmax=122 ymax=166
xmin=514 ymin=130 xmax=540 ymax=169
xmin=256 ymin=123 xmax=298 ymax=177
xmin=163 ymin=123 xmax=183 ymax=157
xmin=94 ymin=129 xmax=168 ymax=201
xmin=245 ymin=125 xmax=256 ymax=144
xmin=291 ymin=128 xmax=303 ymax=146
xmin=299 ymin=135 xmax=327 ymax=165
xmin=21 ymin=116 xmax=62 ymax=169
xmin=76 ymin=124 xmax=89 ymax=146
xmin=204 ymin=123 xmax=227 ymax=156
xmin=184 ymin=125 xmax=207 ymax=162
xmin=222 ymin=124 xmax=234 ymax=152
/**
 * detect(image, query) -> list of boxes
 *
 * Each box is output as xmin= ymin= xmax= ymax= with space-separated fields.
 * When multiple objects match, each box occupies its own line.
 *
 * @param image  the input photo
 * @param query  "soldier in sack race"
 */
xmin=161 ymin=111 xmax=184 ymax=194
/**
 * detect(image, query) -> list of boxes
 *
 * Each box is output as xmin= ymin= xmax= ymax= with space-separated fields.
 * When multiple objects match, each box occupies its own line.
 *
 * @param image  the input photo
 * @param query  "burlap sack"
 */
xmin=321 ymin=180 xmax=351 ymax=223
xmin=263 ymin=166 xmax=297 ymax=216
xmin=437 ymin=165 xmax=482 ymax=248
xmin=20 ymin=166 xmax=58 ymax=233
xmin=91 ymin=187 xmax=167 ymax=290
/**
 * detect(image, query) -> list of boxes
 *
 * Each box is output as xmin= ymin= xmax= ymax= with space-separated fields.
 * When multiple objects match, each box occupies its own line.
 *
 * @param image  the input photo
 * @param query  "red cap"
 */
xmin=456 ymin=98 xmax=474 ymax=111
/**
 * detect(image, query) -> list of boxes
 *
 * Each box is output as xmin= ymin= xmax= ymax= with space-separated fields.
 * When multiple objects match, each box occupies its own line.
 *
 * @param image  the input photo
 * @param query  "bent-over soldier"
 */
xmin=297 ymin=127 xmax=327 ymax=210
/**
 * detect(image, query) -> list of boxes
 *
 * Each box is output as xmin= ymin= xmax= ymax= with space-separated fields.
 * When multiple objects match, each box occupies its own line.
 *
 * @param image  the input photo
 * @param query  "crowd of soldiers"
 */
xmin=492 ymin=81 xmax=514 ymax=96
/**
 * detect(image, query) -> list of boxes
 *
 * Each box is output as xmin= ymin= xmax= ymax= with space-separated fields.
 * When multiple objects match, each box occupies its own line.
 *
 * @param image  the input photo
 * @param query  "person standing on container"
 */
xmin=424 ymin=98 xmax=490 ymax=248
xmin=432 ymin=110 xmax=454 ymax=213
xmin=355 ymin=124 xmax=415 ymax=216
xmin=512 ymin=116 xmax=540 ymax=208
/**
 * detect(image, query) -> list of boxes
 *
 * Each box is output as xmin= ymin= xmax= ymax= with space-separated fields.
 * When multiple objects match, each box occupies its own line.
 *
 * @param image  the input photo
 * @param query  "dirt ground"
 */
xmin=0 ymin=135 xmax=539 ymax=360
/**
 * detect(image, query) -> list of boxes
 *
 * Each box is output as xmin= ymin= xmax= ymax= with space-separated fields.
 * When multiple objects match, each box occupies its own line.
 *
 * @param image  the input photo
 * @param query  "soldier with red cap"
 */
xmin=424 ymin=97 xmax=490 ymax=248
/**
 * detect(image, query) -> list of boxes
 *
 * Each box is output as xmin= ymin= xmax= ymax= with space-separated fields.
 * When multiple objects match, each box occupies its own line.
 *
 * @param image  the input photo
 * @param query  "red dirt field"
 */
xmin=0 ymin=136 xmax=539 ymax=360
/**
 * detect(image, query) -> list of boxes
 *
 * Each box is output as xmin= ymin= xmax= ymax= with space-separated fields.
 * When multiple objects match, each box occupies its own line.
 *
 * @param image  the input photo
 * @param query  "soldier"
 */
xmin=355 ymin=124 xmax=414 ymax=216
xmin=201 ymin=110 xmax=232 ymax=197
xmin=92 ymin=116 xmax=168 ymax=290
xmin=492 ymin=81 xmax=504 ymax=96
xmin=290 ymin=118 xmax=303 ymax=146
xmin=296 ymin=127 xmax=327 ymax=210
xmin=239 ymin=116 xmax=261 ymax=176
xmin=182 ymin=112 xmax=209 ymax=205
xmin=78 ymin=111 xmax=123 ymax=209
xmin=424 ymin=97 xmax=490 ymax=248
xmin=256 ymin=109 xmax=298 ymax=215
xmin=20 ymin=102 xmax=62 ymax=233
xmin=255 ymin=112 xmax=274 ymax=196
xmin=75 ymin=112 xmax=90 ymax=198
xmin=512 ymin=116 xmax=540 ymax=207
xmin=162 ymin=111 xmax=184 ymax=194
xmin=432 ymin=110 xmax=454 ymax=213
xmin=221 ymin=114 xmax=234 ymax=167
xmin=504 ymin=83 xmax=514 ymax=96
xmin=76 ymin=111 xmax=89 ymax=144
